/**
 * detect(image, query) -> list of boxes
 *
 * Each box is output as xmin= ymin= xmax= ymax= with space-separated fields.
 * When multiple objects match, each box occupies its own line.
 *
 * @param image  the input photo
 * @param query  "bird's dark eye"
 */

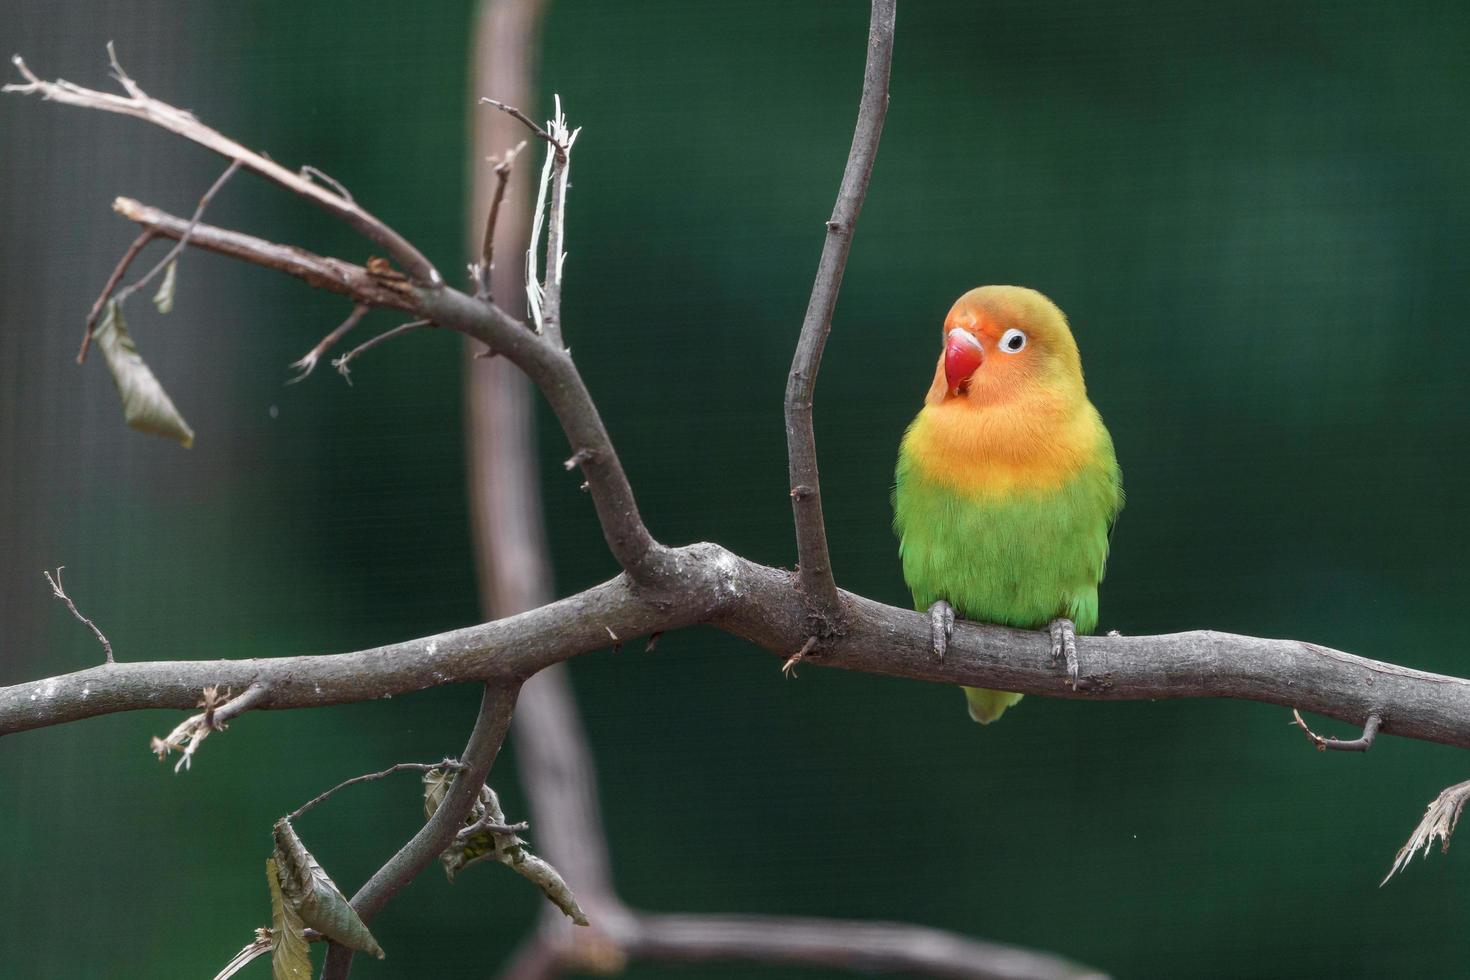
xmin=1000 ymin=328 xmax=1027 ymax=353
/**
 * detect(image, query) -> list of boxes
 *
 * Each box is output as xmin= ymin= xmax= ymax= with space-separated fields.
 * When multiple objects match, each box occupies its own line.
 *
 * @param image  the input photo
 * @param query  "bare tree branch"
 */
xmin=608 ymin=913 xmax=1109 ymax=980
xmin=319 ymin=682 xmax=519 ymax=979
xmin=1292 ymin=709 xmax=1381 ymax=752
xmin=785 ymin=0 xmax=896 ymax=630
xmin=114 ymin=192 xmax=659 ymax=572
xmin=113 ymin=198 xmax=417 ymax=311
xmin=42 ymin=567 xmax=113 ymax=663
xmin=481 ymin=97 xmax=557 ymax=147
xmin=290 ymin=304 xmax=371 ymax=383
xmin=114 ymin=159 xmax=241 ymax=305
xmin=332 ymin=319 xmax=433 ymax=382
xmin=5 ymin=50 xmax=441 ymax=285
xmin=10 ymin=549 xmax=1470 ymax=751
xmin=475 ymin=140 xmax=528 ymax=300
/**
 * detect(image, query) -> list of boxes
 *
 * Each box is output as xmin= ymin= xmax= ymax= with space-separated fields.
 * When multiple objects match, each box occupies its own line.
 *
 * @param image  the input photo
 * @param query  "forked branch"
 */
xmin=5 ymin=48 xmax=439 ymax=285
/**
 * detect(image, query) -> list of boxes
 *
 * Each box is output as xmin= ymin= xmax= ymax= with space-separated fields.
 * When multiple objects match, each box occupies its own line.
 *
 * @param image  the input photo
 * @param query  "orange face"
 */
xmin=923 ymin=285 xmax=1081 ymax=409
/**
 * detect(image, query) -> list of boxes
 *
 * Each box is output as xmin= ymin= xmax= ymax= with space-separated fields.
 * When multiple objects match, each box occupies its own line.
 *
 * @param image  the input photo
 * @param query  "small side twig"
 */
xmin=288 ymin=304 xmax=370 ymax=383
xmin=332 ymin=319 xmax=432 ymax=383
xmin=5 ymin=47 xmax=440 ymax=285
xmin=480 ymin=98 xmax=556 ymax=146
xmin=116 ymin=159 xmax=242 ymax=304
xmin=475 ymin=140 xmax=528 ymax=300
xmin=150 ymin=682 xmax=268 ymax=772
xmin=79 ymin=231 xmax=157 ymax=362
xmin=289 ymin=759 xmax=465 ymax=822
xmin=42 ymin=567 xmax=113 ymax=664
xmin=782 ymin=636 xmax=818 ymax=677
xmin=1292 ymin=709 xmax=1381 ymax=752
xmin=457 ymin=811 xmax=530 ymax=841
xmin=298 ymin=164 xmax=354 ymax=203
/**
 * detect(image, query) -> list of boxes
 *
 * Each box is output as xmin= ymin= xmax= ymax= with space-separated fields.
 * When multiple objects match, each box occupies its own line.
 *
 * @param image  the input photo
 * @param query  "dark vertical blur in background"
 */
xmin=4 ymin=1 xmax=1470 ymax=976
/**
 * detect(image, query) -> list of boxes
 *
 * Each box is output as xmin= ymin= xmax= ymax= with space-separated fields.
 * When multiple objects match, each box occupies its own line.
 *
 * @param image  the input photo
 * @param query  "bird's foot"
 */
xmin=928 ymin=600 xmax=955 ymax=662
xmin=1049 ymin=617 xmax=1080 ymax=690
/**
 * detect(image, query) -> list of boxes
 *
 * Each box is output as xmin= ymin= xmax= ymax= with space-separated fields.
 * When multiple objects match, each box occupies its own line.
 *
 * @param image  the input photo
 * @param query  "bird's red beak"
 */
xmin=944 ymin=328 xmax=984 ymax=395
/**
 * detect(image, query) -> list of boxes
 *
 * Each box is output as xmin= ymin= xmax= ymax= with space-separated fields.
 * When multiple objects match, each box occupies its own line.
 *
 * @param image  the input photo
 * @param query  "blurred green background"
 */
xmin=5 ymin=1 xmax=1470 ymax=976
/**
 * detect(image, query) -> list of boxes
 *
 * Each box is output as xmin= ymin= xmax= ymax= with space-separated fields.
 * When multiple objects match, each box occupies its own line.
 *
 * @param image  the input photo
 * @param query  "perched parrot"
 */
xmin=893 ymin=286 xmax=1123 ymax=723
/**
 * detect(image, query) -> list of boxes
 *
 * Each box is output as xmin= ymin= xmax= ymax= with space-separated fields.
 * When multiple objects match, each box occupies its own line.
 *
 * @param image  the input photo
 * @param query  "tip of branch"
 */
xmin=285 ymin=355 xmax=318 ymax=385
xmin=479 ymin=96 xmax=558 ymax=148
xmin=3 ymin=53 xmax=40 ymax=91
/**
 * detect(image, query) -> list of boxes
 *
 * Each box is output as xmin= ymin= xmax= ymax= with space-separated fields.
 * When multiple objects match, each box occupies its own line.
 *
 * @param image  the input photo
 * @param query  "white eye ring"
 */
xmin=999 ymin=328 xmax=1027 ymax=353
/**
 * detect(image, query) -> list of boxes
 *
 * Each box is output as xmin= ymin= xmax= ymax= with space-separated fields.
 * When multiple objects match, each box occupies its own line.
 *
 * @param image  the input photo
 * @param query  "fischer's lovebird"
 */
xmin=893 ymin=286 xmax=1123 ymax=723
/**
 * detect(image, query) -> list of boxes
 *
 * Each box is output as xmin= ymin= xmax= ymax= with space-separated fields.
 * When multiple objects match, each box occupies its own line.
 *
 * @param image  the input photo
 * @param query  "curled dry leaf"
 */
xmin=93 ymin=300 xmax=194 ymax=447
xmin=266 ymin=857 xmax=311 ymax=980
xmin=423 ymin=768 xmax=588 ymax=925
xmin=152 ymin=258 xmax=177 ymax=314
xmin=272 ymin=818 xmax=384 ymax=958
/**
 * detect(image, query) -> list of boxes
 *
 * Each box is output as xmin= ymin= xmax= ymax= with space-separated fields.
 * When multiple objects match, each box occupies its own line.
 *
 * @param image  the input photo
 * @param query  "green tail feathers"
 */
xmin=964 ymin=687 xmax=1025 ymax=725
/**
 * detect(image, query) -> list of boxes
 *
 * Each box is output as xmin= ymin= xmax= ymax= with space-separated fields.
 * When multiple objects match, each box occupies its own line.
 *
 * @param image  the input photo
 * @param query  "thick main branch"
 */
xmin=7 ymin=543 xmax=1470 ymax=751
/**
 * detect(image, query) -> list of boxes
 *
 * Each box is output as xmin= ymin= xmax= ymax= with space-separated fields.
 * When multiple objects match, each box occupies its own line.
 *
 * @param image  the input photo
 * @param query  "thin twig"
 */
xmin=782 ymin=636 xmax=818 ymax=677
xmin=1292 ymin=709 xmax=1381 ymax=752
xmin=115 ymin=159 xmax=241 ymax=305
xmin=288 ymin=304 xmax=370 ymax=383
xmin=476 ymin=140 xmax=528 ymax=300
xmin=480 ymin=97 xmax=557 ymax=147
xmin=332 ymin=319 xmax=432 ymax=383
xmin=784 ymin=0 xmax=896 ymax=627
xmin=42 ymin=567 xmax=113 ymax=663
xmin=79 ymin=231 xmax=156 ymax=362
xmin=457 ymin=811 xmax=530 ymax=841
xmin=288 ymin=760 xmax=464 ymax=821
xmin=5 ymin=49 xmax=440 ymax=285
xmin=299 ymin=164 xmax=354 ymax=203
